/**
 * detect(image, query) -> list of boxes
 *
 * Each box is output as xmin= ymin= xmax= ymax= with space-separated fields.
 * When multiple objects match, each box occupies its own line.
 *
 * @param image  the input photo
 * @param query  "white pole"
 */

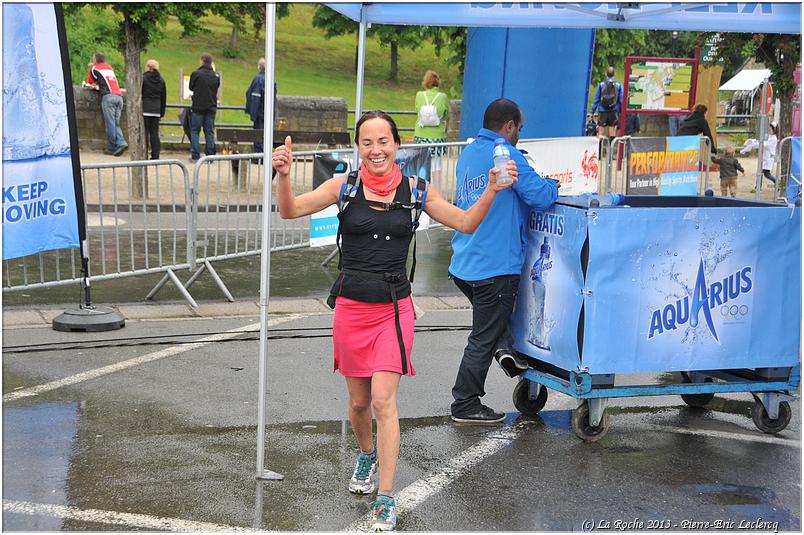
xmin=255 ymin=2 xmax=283 ymax=482
xmin=352 ymin=7 xmax=368 ymax=167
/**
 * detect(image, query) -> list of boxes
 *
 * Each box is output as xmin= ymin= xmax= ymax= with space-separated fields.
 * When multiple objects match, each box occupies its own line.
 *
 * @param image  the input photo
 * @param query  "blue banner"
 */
xmin=511 ymin=203 xmax=587 ymax=370
xmin=3 ymin=4 xmax=80 ymax=260
xmin=787 ymin=137 xmax=801 ymax=204
xmin=328 ymin=3 xmax=801 ymax=34
xmin=583 ymin=205 xmax=801 ymax=374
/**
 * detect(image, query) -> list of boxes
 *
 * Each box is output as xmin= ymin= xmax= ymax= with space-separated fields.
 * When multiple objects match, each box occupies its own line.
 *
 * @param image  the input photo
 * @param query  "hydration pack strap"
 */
xmin=336 ymin=171 xmax=361 ymax=270
xmin=407 ymin=176 xmax=428 ymax=283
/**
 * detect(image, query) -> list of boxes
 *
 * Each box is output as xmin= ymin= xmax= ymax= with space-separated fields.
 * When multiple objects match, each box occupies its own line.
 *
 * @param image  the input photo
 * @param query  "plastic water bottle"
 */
xmin=3 ymin=3 xmax=49 ymax=161
xmin=528 ymin=237 xmax=551 ymax=351
xmin=492 ymin=138 xmax=513 ymax=185
xmin=559 ymin=192 xmax=625 ymax=208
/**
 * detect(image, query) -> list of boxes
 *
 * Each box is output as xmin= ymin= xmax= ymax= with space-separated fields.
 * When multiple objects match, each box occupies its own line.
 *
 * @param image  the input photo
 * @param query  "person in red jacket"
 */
xmin=86 ymin=53 xmax=127 ymax=156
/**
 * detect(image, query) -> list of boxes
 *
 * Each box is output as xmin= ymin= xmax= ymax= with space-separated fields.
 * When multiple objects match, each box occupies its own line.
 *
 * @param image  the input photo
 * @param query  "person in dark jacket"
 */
xmin=677 ymin=103 xmax=717 ymax=153
xmin=246 ymin=58 xmax=266 ymax=154
xmin=142 ymin=59 xmax=167 ymax=160
xmin=189 ymin=53 xmax=220 ymax=161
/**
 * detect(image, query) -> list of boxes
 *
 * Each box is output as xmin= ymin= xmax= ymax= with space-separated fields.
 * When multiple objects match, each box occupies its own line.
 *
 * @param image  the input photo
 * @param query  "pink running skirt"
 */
xmin=332 ymin=295 xmax=415 ymax=377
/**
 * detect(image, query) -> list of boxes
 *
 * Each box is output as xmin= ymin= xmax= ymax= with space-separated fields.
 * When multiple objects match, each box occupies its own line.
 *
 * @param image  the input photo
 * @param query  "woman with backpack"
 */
xmin=414 ymin=70 xmax=449 ymax=182
xmin=272 ymin=110 xmax=515 ymax=532
xmin=141 ymin=59 xmax=167 ymax=160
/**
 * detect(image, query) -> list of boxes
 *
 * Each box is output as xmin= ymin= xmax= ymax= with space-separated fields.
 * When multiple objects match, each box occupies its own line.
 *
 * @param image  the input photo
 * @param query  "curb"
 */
xmin=2 ymin=295 xmax=470 ymax=329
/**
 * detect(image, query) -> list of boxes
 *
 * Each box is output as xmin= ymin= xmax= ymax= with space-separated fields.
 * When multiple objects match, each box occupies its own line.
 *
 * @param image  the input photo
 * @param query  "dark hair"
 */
xmin=355 ymin=110 xmax=401 ymax=145
xmin=482 ymin=98 xmax=522 ymax=131
xmin=693 ymin=103 xmax=708 ymax=113
xmin=201 ymin=53 xmax=213 ymax=66
xmin=606 ymin=66 xmax=615 ymax=77
xmin=94 ymin=53 xmax=105 ymax=63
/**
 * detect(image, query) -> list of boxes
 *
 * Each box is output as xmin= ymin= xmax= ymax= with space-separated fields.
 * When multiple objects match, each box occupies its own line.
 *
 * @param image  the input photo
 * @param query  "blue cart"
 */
xmin=510 ymin=195 xmax=801 ymax=441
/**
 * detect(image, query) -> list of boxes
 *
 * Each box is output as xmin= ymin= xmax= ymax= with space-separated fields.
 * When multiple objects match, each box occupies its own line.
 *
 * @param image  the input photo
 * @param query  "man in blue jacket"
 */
xmin=591 ymin=66 xmax=624 ymax=140
xmin=450 ymin=98 xmax=559 ymax=423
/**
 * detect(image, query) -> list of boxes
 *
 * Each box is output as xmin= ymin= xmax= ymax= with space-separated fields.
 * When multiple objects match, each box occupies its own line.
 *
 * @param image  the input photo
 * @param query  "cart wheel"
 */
xmin=751 ymin=400 xmax=792 ymax=434
xmin=512 ymin=379 xmax=548 ymax=415
xmin=571 ymin=401 xmax=610 ymax=442
xmin=680 ymin=376 xmax=714 ymax=407
xmin=681 ymin=393 xmax=715 ymax=407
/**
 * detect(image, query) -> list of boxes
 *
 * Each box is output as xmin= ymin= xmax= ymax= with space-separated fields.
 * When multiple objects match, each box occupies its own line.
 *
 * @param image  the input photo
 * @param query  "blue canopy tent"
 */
xmin=254 ymin=2 xmax=802 ymax=480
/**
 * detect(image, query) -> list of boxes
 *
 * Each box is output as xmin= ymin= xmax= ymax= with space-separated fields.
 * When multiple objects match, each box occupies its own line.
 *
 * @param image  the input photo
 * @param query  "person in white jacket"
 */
xmin=761 ymin=122 xmax=779 ymax=187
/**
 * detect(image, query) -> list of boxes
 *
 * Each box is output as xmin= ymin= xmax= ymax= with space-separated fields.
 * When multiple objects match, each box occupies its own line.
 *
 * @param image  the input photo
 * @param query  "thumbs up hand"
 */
xmin=272 ymin=136 xmax=293 ymax=177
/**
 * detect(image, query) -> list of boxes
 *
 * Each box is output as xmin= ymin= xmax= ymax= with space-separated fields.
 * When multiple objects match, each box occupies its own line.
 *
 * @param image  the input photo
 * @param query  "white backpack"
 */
xmin=417 ymin=91 xmax=442 ymax=127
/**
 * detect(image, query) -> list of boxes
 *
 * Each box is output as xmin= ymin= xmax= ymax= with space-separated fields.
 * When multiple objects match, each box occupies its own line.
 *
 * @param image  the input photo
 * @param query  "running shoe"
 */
xmin=370 ymin=495 xmax=397 ymax=532
xmin=348 ymin=449 xmax=377 ymax=494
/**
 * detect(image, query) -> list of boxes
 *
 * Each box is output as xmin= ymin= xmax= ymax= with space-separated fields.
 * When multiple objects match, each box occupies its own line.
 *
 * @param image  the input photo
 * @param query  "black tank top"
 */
xmin=330 ymin=179 xmax=414 ymax=303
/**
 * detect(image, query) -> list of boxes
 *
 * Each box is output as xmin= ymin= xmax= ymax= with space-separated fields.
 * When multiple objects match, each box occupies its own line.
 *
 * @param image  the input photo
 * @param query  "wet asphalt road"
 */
xmin=3 ymin=310 xmax=801 ymax=532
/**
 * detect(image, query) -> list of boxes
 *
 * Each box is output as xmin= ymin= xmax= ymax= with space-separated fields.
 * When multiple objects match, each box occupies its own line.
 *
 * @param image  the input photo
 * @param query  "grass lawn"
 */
xmin=118 ymin=5 xmax=460 ymax=137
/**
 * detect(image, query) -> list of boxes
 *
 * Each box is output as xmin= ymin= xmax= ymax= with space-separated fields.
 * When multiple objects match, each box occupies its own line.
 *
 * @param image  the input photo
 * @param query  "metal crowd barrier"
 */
xmin=4 ymin=138 xmax=626 ymax=306
xmin=3 ymin=159 xmax=192 ymax=296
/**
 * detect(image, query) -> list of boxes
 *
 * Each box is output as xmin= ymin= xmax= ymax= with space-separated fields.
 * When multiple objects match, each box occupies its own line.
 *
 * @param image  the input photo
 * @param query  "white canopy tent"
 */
xmin=255 ymin=2 xmax=802 ymax=480
xmin=720 ymin=68 xmax=772 ymax=91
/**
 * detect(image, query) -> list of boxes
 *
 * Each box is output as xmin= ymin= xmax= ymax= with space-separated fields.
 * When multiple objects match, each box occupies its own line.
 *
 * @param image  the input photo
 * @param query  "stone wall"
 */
xmin=73 ymin=86 xmax=349 ymax=151
xmin=447 ymin=99 xmax=462 ymax=141
xmin=74 ymin=86 xmax=129 ymax=151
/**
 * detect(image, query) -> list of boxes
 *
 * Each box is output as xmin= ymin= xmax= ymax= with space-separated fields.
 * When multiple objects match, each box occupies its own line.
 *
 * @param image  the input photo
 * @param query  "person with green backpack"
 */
xmin=414 ymin=70 xmax=449 ymax=182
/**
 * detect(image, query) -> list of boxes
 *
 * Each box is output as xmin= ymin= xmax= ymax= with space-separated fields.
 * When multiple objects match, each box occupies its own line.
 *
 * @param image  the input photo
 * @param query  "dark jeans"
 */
xmin=190 ymin=111 xmax=216 ymax=159
xmin=763 ymin=169 xmax=777 ymax=184
xmin=450 ymin=274 xmax=519 ymax=416
xmin=253 ymin=116 xmax=264 ymax=154
xmin=144 ymin=116 xmax=161 ymax=159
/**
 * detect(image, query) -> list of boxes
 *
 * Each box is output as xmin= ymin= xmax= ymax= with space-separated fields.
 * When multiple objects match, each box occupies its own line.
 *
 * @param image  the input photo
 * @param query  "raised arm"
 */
xmin=272 ymin=136 xmax=341 ymax=219
xmin=424 ymin=161 xmax=517 ymax=234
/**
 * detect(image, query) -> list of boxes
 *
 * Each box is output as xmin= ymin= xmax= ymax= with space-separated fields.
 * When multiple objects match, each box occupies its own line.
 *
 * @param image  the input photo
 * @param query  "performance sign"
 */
xmin=3 ymin=4 xmax=82 ymax=260
xmin=627 ymin=136 xmax=700 ymax=195
xmin=518 ymin=137 xmax=600 ymax=195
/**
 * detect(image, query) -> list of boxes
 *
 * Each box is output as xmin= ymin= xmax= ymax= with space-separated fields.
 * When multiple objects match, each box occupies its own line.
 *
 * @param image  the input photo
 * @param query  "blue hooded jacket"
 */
xmin=449 ymin=128 xmax=558 ymax=281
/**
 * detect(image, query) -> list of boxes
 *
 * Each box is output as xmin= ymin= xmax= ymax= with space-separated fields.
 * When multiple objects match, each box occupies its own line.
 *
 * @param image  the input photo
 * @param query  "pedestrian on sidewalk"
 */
xmin=189 ymin=53 xmax=220 ymax=162
xmin=142 ymin=59 xmax=166 ymax=160
xmin=86 ymin=53 xmax=127 ymax=156
xmin=272 ymin=111 xmax=516 ymax=532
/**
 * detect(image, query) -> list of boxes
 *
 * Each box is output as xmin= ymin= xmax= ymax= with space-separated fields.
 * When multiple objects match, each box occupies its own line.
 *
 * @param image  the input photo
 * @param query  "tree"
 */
xmin=311 ymin=5 xmax=429 ymax=82
xmin=64 ymin=4 xmax=210 ymax=196
xmin=707 ymin=33 xmax=800 ymax=141
xmin=426 ymin=27 xmax=467 ymax=98
xmin=369 ymin=25 xmax=427 ymax=82
xmin=209 ymin=4 xmax=289 ymax=58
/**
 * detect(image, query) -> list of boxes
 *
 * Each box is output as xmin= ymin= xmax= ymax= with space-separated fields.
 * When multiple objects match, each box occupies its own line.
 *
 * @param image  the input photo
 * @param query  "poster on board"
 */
xmin=626 ymin=136 xmax=700 ymax=195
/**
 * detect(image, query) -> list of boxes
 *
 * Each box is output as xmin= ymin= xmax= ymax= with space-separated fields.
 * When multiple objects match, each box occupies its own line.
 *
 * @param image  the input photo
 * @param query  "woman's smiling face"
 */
xmin=358 ymin=117 xmax=399 ymax=176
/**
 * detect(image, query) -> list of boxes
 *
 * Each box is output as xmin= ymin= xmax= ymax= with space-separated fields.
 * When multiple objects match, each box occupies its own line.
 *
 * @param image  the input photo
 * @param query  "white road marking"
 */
xmin=3 ymin=315 xmax=301 ymax=403
xmin=646 ymin=423 xmax=800 ymax=446
xmin=345 ymin=425 xmax=524 ymax=531
xmin=2 ymin=499 xmax=257 ymax=532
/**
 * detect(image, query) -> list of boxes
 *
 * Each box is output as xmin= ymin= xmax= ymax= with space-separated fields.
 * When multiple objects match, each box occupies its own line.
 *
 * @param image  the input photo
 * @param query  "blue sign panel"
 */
xmin=2 ymin=4 xmax=79 ymax=260
xmin=511 ymin=203 xmax=587 ymax=370
xmin=582 ymin=205 xmax=801 ymax=374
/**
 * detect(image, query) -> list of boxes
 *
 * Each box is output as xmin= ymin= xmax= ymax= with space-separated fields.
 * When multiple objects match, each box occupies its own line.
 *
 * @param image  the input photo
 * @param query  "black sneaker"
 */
xmin=103 ymin=149 xmax=115 ymax=155
xmin=494 ymin=349 xmax=528 ymax=378
xmin=112 ymin=144 xmax=128 ymax=156
xmin=451 ymin=405 xmax=505 ymax=424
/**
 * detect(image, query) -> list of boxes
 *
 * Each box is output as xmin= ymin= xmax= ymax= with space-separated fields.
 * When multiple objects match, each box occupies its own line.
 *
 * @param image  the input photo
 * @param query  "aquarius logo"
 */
xmin=647 ymin=258 xmax=753 ymax=343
